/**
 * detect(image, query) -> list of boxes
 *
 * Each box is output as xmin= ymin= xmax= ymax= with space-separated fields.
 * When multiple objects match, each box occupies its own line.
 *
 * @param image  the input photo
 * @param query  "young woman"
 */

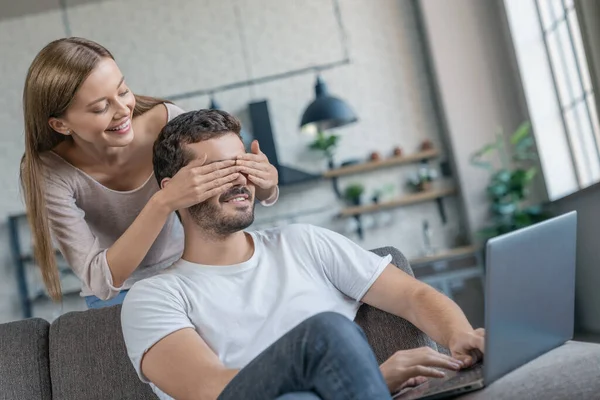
xmin=20 ymin=37 xmax=279 ymax=309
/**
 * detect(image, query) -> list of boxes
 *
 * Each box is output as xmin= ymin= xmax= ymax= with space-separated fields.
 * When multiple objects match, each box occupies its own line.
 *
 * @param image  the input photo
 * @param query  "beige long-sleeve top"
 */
xmin=39 ymin=103 xmax=277 ymax=300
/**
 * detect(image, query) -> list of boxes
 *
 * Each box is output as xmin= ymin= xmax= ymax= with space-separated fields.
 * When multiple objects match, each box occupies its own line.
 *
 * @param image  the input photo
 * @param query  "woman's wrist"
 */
xmin=149 ymin=191 xmax=173 ymax=216
xmin=258 ymin=185 xmax=278 ymax=203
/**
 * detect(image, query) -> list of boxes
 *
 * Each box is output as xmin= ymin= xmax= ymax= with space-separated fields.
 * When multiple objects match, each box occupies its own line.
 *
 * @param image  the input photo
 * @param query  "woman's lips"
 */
xmin=106 ymin=119 xmax=131 ymax=134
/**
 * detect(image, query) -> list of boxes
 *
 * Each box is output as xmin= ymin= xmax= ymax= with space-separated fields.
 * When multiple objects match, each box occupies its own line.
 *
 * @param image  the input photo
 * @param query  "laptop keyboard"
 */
xmin=394 ymin=363 xmax=484 ymax=399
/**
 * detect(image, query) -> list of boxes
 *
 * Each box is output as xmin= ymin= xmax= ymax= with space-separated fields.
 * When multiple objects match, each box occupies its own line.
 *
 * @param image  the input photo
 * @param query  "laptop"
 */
xmin=394 ymin=211 xmax=577 ymax=400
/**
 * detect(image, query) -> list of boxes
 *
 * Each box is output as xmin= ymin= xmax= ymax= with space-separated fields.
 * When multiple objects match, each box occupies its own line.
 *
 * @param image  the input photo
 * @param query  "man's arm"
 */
xmin=142 ymin=328 xmax=238 ymax=400
xmin=361 ymin=264 xmax=484 ymax=362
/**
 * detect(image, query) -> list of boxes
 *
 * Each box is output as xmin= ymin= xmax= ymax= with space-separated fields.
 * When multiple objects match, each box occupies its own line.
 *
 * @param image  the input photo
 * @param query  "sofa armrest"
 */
xmin=354 ymin=246 xmax=439 ymax=364
xmin=355 ymin=304 xmax=438 ymax=364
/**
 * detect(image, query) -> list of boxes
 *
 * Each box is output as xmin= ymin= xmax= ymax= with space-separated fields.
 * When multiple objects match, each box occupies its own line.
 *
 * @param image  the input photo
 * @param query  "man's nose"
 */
xmin=234 ymin=172 xmax=248 ymax=186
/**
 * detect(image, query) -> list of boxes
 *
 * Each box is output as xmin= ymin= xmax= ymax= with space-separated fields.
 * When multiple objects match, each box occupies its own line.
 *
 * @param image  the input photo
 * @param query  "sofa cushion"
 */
xmin=49 ymin=306 xmax=156 ymax=400
xmin=460 ymin=341 xmax=600 ymax=400
xmin=0 ymin=318 xmax=51 ymax=400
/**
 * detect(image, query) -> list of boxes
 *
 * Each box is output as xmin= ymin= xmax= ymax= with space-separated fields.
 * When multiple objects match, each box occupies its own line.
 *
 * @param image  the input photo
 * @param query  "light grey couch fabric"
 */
xmin=1 ymin=246 xmax=599 ymax=399
xmin=357 ymin=247 xmax=441 ymax=363
xmin=462 ymin=340 xmax=600 ymax=400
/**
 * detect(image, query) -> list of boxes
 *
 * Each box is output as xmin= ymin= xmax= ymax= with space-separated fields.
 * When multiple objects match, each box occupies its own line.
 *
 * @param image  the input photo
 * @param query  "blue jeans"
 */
xmin=217 ymin=312 xmax=391 ymax=400
xmin=84 ymin=290 xmax=129 ymax=309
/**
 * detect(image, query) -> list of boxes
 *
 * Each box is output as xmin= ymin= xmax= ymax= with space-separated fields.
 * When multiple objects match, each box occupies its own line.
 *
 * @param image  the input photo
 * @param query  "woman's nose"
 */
xmin=114 ymin=97 xmax=131 ymax=119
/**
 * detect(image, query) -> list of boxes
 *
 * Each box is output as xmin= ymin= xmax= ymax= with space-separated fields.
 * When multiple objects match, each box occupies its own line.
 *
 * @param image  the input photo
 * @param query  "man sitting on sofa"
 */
xmin=121 ymin=109 xmax=485 ymax=400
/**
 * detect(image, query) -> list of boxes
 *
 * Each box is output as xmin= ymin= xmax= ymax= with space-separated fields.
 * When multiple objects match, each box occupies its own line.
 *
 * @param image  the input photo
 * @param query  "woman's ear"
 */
xmin=48 ymin=118 xmax=71 ymax=136
xmin=160 ymin=177 xmax=171 ymax=190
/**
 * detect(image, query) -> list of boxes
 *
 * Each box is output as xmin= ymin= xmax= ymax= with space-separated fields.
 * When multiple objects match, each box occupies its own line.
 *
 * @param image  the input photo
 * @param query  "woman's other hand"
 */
xmin=235 ymin=140 xmax=279 ymax=201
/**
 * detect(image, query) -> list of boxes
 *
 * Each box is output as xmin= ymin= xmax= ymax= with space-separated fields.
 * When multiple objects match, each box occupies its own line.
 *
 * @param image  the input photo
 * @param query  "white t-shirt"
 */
xmin=121 ymin=224 xmax=391 ymax=398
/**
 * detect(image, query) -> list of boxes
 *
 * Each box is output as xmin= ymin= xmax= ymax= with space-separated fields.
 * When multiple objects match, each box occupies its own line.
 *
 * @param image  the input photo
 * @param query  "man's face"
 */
xmin=185 ymin=133 xmax=256 ymax=236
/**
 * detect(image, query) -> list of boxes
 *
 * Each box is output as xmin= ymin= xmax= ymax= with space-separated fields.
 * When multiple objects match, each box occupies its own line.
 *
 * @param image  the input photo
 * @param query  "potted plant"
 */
xmin=407 ymin=163 xmax=438 ymax=192
xmin=470 ymin=121 xmax=552 ymax=239
xmin=371 ymin=184 xmax=395 ymax=204
xmin=308 ymin=131 xmax=340 ymax=169
xmin=344 ymin=183 xmax=365 ymax=206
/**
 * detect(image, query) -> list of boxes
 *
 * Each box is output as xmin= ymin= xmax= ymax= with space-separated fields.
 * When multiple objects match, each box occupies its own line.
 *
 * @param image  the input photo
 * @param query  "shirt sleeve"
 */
xmin=121 ymin=277 xmax=195 ymax=382
xmin=43 ymin=170 xmax=123 ymax=300
xmin=308 ymin=225 xmax=392 ymax=301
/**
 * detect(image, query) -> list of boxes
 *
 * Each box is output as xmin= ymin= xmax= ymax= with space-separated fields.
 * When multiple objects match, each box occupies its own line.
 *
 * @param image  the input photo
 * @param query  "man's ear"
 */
xmin=48 ymin=117 xmax=71 ymax=136
xmin=160 ymin=177 xmax=171 ymax=190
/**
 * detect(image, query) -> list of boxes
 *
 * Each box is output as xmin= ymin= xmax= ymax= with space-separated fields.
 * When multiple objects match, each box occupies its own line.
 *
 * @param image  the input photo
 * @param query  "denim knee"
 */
xmin=301 ymin=312 xmax=366 ymax=342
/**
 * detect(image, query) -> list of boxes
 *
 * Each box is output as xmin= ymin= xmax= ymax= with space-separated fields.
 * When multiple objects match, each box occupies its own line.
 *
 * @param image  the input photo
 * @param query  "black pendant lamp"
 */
xmin=300 ymin=75 xmax=358 ymax=132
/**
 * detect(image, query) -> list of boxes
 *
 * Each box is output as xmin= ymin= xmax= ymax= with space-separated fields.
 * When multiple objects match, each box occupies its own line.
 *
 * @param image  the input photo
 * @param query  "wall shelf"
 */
xmin=410 ymin=245 xmax=480 ymax=266
xmin=323 ymin=149 xmax=439 ymax=179
xmin=8 ymin=213 xmax=79 ymax=319
xmin=339 ymin=187 xmax=456 ymax=217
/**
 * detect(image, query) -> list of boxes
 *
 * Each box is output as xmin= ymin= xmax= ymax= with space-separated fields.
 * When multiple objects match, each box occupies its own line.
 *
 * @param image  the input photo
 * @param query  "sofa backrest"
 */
xmin=49 ymin=305 xmax=156 ymax=400
xmin=0 ymin=246 xmax=436 ymax=399
xmin=0 ymin=318 xmax=52 ymax=400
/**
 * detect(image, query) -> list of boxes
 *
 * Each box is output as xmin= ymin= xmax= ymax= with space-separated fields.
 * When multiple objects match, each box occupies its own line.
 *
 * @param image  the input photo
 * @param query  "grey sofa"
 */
xmin=1 ymin=247 xmax=599 ymax=400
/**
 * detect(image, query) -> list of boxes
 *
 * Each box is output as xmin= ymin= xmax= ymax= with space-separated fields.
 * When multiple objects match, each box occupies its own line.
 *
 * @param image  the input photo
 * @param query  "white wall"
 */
xmin=418 ymin=0 xmax=535 ymax=237
xmin=0 ymin=0 xmax=462 ymax=322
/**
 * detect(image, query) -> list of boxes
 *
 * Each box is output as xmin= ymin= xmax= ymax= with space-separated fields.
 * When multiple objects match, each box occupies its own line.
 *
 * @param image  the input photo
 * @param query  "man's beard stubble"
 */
xmin=187 ymin=186 xmax=255 ymax=237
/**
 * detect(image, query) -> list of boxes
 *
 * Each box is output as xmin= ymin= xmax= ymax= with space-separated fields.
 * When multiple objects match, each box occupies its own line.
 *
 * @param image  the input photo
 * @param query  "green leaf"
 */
xmin=470 ymin=144 xmax=498 ymax=170
xmin=510 ymin=121 xmax=531 ymax=145
xmin=493 ymin=170 xmax=512 ymax=183
xmin=524 ymin=167 xmax=537 ymax=182
xmin=477 ymin=226 xmax=501 ymax=239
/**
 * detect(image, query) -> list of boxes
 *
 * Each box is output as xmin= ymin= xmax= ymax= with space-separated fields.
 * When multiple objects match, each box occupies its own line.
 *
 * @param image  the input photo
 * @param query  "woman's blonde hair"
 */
xmin=20 ymin=37 xmax=168 ymax=301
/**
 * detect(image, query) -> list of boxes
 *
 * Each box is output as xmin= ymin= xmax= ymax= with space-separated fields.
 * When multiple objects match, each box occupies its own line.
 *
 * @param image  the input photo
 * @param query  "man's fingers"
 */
xmin=410 ymin=366 xmax=446 ymax=379
xmin=423 ymin=351 xmax=464 ymax=366
xmin=403 ymin=376 xmax=428 ymax=389
xmin=470 ymin=334 xmax=485 ymax=353
xmin=400 ymin=378 xmax=418 ymax=389
xmin=418 ymin=354 xmax=462 ymax=371
xmin=471 ymin=349 xmax=484 ymax=364
xmin=405 ymin=378 xmax=417 ymax=386
xmin=454 ymin=354 xmax=473 ymax=367
xmin=414 ymin=376 xmax=428 ymax=386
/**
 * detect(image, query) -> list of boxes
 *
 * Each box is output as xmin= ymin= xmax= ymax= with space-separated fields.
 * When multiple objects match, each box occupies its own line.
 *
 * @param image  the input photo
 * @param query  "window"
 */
xmin=504 ymin=0 xmax=600 ymax=199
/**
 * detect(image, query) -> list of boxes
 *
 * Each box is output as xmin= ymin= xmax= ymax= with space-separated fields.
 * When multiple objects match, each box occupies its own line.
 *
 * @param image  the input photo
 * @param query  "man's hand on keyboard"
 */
xmin=448 ymin=328 xmax=485 ymax=368
xmin=379 ymin=347 xmax=464 ymax=394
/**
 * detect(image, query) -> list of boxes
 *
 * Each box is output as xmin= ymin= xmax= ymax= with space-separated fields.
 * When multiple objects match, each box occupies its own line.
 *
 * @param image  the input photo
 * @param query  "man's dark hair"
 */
xmin=153 ymin=109 xmax=242 ymax=184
